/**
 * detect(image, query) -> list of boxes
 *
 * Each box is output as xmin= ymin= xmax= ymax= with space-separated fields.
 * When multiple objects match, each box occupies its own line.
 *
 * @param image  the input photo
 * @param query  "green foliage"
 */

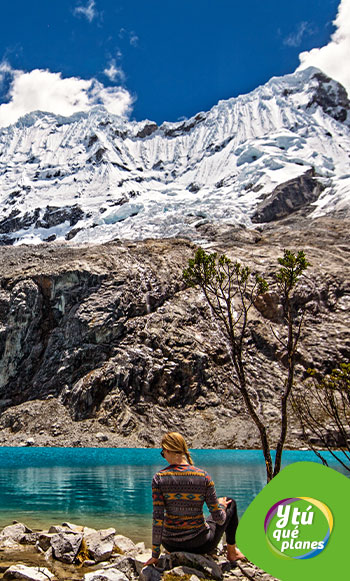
xmin=183 ymin=248 xmax=218 ymax=287
xmin=183 ymin=248 xmax=268 ymax=304
xmin=275 ymin=250 xmax=310 ymax=293
xmin=321 ymin=363 xmax=350 ymax=392
xmin=305 ymin=364 xmax=350 ymax=392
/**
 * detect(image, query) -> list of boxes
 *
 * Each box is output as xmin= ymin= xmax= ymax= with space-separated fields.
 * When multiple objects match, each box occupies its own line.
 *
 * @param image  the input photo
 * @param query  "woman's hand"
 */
xmin=143 ymin=557 xmax=159 ymax=567
xmin=219 ymin=496 xmax=232 ymax=509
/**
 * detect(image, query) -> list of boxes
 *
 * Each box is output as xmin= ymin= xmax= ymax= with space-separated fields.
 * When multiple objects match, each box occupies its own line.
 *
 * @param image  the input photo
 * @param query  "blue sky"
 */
xmin=0 ymin=0 xmax=348 ymax=126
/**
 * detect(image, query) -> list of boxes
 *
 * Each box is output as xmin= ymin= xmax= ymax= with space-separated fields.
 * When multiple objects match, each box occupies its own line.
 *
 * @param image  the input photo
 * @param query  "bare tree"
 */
xmin=183 ymin=248 xmax=309 ymax=482
xmin=293 ymin=363 xmax=350 ymax=471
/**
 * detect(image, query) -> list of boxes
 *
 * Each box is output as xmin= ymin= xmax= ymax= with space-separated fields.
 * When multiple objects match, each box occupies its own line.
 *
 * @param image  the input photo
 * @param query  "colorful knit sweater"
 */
xmin=151 ymin=463 xmax=226 ymax=558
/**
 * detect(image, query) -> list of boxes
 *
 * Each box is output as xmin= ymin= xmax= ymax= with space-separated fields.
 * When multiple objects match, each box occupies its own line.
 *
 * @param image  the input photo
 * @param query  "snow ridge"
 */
xmin=0 ymin=67 xmax=349 ymax=245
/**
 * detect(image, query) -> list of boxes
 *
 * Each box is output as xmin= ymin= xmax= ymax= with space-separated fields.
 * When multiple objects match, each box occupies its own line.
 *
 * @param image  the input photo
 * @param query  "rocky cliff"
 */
xmin=0 ymin=217 xmax=349 ymax=448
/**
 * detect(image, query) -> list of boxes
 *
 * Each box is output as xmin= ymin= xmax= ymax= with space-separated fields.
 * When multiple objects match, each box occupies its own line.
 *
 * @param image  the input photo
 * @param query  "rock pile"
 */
xmin=0 ymin=521 xmax=278 ymax=581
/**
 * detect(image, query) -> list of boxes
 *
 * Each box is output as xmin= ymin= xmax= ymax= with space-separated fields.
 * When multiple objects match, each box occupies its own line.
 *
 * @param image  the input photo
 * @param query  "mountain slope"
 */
xmin=0 ymin=219 xmax=349 ymax=448
xmin=0 ymin=67 xmax=349 ymax=245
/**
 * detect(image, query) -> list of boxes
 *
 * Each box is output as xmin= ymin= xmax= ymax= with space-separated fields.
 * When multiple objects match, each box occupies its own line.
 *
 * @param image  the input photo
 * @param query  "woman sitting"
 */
xmin=145 ymin=431 xmax=244 ymax=565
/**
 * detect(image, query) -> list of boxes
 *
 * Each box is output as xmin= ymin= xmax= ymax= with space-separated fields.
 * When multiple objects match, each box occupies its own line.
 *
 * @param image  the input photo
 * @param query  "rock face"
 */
xmin=0 ymin=218 xmax=349 ymax=449
xmin=251 ymin=169 xmax=325 ymax=223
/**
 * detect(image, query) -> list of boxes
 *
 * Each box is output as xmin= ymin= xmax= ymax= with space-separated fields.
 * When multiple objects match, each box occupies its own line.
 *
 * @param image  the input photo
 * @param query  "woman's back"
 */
xmin=146 ymin=432 xmax=243 ymax=564
xmin=152 ymin=463 xmax=225 ymax=549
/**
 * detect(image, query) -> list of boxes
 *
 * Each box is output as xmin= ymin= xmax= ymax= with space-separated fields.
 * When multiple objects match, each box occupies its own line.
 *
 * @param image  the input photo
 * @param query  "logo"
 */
xmin=264 ymin=497 xmax=333 ymax=559
xmin=236 ymin=462 xmax=347 ymax=580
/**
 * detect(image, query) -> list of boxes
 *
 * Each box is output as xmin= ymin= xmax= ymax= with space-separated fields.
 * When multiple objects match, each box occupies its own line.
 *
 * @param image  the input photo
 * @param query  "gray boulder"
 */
xmin=48 ymin=524 xmax=71 ymax=533
xmin=108 ymin=556 xmax=139 ymax=578
xmin=168 ymin=566 xmax=206 ymax=579
xmin=113 ymin=534 xmax=137 ymax=556
xmin=36 ymin=533 xmax=54 ymax=552
xmin=85 ymin=527 xmax=116 ymax=562
xmin=139 ymin=566 xmax=162 ymax=581
xmin=133 ymin=551 xmax=154 ymax=574
xmin=0 ymin=523 xmax=32 ymax=543
xmin=84 ymin=568 xmax=129 ymax=581
xmin=61 ymin=521 xmax=84 ymax=531
xmin=0 ymin=538 xmax=24 ymax=551
xmin=50 ymin=531 xmax=83 ymax=563
xmin=169 ymin=553 xmax=223 ymax=580
xmin=3 ymin=564 xmax=54 ymax=580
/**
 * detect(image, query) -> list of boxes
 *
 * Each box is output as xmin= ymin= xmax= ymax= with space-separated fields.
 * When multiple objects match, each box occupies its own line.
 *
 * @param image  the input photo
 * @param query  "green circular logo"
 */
xmin=264 ymin=497 xmax=333 ymax=559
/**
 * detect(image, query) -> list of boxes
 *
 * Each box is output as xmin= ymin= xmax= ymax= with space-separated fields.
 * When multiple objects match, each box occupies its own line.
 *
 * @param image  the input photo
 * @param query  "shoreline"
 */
xmin=0 ymin=520 xmax=278 ymax=581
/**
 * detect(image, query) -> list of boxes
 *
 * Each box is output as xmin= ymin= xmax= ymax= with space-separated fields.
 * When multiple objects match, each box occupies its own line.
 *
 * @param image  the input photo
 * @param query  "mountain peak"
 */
xmin=0 ymin=67 xmax=349 ymax=246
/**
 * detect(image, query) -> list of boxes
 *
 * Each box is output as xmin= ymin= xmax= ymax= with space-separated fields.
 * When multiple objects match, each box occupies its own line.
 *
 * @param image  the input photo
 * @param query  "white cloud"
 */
xmin=104 ymin=60 xmax=125 ymax=83
xmin=284 ymin=22 xmax=314 ymax=48
xmin=129 ymin=33 xmax=139 ymax=48
xmin=74 ymin=0 xmax=97 ymax=23
xmin=119 ymin=28 xmax=139 ymax=47
xmin=0 ymin=66 xmax=134 ymax=127
xmin=298 ymin=0 xmax=350 ymax=95
xmin=0 ymin=61 xmax=12 ymax=83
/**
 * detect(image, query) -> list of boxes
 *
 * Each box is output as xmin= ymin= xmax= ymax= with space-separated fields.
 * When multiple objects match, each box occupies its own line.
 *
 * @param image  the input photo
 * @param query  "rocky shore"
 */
xmin=0 ymin=521 xmax=277 ymax=581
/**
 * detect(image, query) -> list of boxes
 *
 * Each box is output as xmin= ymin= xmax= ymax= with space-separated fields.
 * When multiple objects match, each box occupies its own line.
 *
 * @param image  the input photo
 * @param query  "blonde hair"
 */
xmin=161 ymin=432 xmax=194 ymax=465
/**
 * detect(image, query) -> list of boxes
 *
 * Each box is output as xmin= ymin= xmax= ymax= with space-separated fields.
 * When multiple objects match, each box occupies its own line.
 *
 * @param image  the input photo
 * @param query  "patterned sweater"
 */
xmin=151 ymin=463 xmax=226 ymax=558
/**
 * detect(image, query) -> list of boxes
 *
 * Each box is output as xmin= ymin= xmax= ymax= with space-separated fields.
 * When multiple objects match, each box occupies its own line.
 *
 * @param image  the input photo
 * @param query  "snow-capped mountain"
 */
xmin=0 ymin=66 xmax=349 ymax=245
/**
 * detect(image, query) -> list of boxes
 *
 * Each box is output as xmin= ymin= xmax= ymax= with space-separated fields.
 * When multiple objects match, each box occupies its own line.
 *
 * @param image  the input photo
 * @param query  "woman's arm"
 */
xmin=150 ymin=473 xmax=165 ymax=560
xmin=205 ymin=474 xmax=226 ymax=525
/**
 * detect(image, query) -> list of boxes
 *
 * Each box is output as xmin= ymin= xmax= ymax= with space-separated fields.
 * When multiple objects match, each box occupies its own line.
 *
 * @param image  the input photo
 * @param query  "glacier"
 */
xmin=0 ymin=66 xmax=349 ymax=245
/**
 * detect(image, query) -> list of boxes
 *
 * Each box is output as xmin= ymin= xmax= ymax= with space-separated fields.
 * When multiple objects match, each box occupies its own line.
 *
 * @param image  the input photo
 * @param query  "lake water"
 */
xmin=0 ymin=448 xmax=346 ymax=544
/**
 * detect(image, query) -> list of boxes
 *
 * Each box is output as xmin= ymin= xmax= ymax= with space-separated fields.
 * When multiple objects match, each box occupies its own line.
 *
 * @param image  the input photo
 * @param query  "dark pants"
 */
xmin=162 ymin=498 xmax=238 ymax=555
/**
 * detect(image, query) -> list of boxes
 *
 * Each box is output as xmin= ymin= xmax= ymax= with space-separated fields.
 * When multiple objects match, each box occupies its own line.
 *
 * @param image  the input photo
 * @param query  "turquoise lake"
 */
xmin=0 ymin=448 xmax=346 ymax=544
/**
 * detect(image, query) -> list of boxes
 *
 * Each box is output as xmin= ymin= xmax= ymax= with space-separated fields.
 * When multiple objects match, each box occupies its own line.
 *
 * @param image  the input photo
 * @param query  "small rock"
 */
xmin=139 ymin=565 xmax=162 ymax=581
xmin=167 ymin=566 xmax=206 ymax=578
xmin=134 ymin=550 xmax=153 ymax=573
xmin=61 ymin=521 xmax=84 ymax=532
xmin=48 ymin=525 xmax=70 ymax=534
xmin=135 ymin=542 xmax=146 ymax=553
xmin=21 ymin=533 xmax=37 ymax=545
xmin=82 ymin=559 xmax=96 ymax=567
xmin=220 ymin=561 xmax=238 ymax=573
xmin=0 ymin=538 xmax=24 ymax=551
xmin=44 ymin=546 xmax=53 ymax=561
xmin=36 ymin=533 xmax=54 ymax=552
xmin=96 ymin=432 xmax=109 ymax=442
xmin=108 ymin=556 xmax=139 ymax=578
xmin=156 ymin=554 xmax=171 ymax=571
xmin=169 ymin=553 xmax=222 ymax=581
xmin=238 ymin=566 xmax=256 ymax=577
xmin=3 ymin=564 xmax=54 ymax=580
xmin=83 ymin=526 xmax=98 ymax=536
xmin=84 ymin=568 xmax=129 ymax=581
